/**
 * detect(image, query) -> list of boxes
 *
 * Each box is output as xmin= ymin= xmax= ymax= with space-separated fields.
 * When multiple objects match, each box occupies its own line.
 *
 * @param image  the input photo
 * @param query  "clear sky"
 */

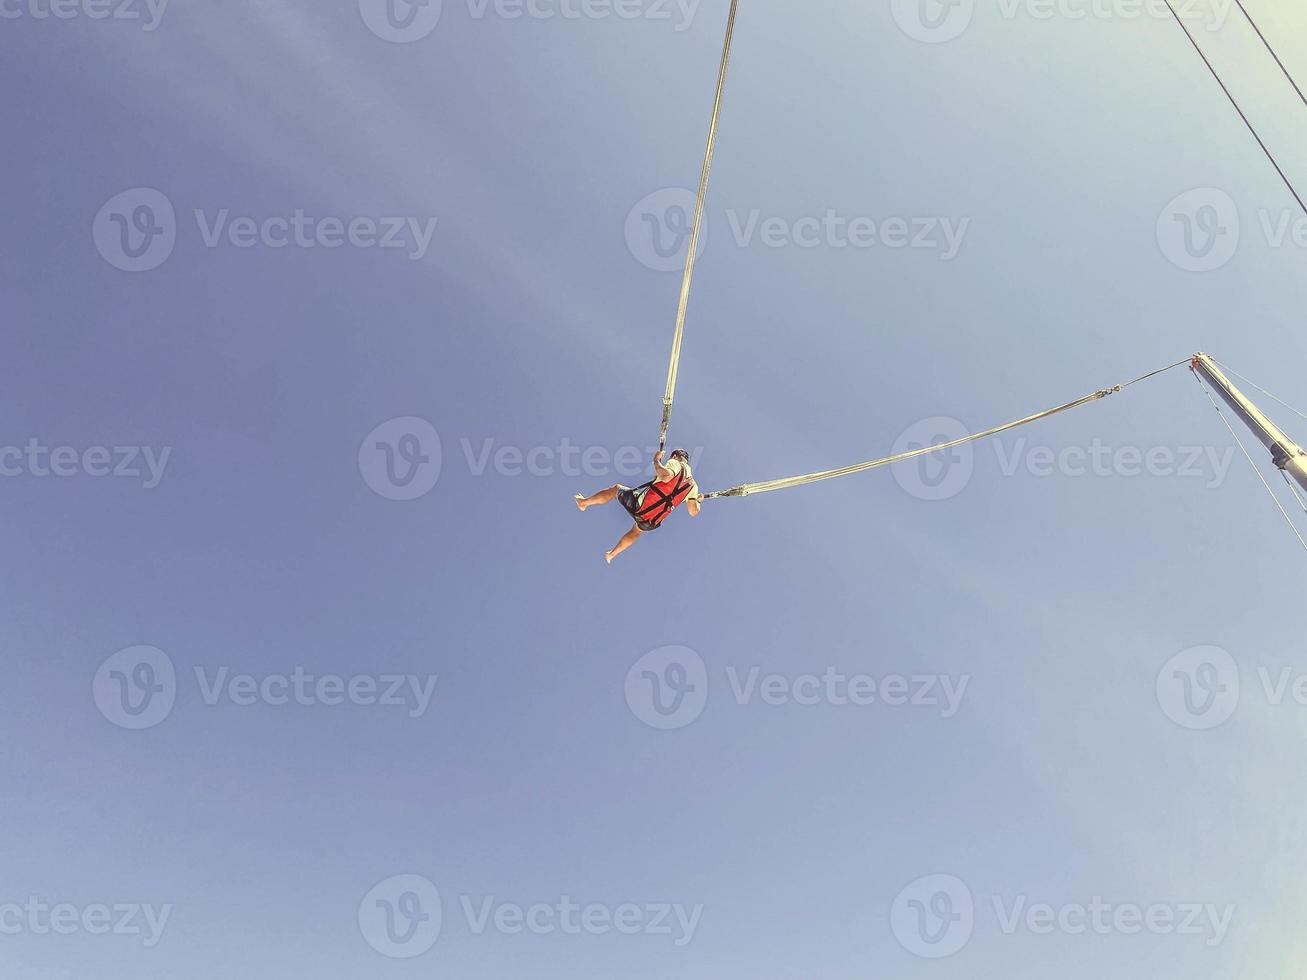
xmin=3 ymin=1 xmax=1307 ymax=977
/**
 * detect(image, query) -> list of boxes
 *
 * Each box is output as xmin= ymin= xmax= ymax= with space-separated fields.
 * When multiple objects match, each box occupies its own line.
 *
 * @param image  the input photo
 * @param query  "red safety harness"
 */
xmin=634 ymin=469 xmax=696 ymax=529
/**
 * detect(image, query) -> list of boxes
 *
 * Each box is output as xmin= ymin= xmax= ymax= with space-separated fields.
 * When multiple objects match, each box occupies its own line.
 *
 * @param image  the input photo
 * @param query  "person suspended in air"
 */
xmin=575 ymin=449 xmax=704 ymax=563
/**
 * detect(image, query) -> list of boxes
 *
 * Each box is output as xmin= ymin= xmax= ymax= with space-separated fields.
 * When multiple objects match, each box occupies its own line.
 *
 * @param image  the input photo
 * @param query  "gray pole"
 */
xmin=1192 ymin=353 xmax=1307 ymax=494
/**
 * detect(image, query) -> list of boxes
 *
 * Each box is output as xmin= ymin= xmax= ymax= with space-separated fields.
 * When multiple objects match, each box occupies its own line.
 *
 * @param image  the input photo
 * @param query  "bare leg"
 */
xmin=605 ymin=525 xmax=643 ymax=564
xmin=576 ymin=485 xmax=623 ymax=511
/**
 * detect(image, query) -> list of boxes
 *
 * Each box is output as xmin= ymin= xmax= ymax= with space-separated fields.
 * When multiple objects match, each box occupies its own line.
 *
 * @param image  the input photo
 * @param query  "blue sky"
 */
xmin=3 ymin=1 xmax=1307 ymax=977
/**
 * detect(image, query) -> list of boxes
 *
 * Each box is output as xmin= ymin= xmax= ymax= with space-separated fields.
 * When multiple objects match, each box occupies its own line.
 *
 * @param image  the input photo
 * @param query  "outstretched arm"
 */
xmin=653 ymin=450 xmax=675 ymax=483
xmin=687 ymin=489 xmax=703 ymax=518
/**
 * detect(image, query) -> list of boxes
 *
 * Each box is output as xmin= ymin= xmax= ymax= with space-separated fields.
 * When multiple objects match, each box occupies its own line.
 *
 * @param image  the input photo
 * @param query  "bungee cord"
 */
xmin=644 ymin=4 xmax=1306 ymax=554
xmin=658 ymin=0 xmax=741 ymax=453
xmin=703 ymin=360 xmax=1193 ymax=499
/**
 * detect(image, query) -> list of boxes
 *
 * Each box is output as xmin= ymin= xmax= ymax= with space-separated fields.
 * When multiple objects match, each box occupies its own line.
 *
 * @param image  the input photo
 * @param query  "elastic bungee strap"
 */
xmin=659 ymin=0 xmax=742 ymax=453
xmin=703 ymin=386 xmax=1119 ymax=499
xmin=702 ymin=360 xmax=1193 ymax=499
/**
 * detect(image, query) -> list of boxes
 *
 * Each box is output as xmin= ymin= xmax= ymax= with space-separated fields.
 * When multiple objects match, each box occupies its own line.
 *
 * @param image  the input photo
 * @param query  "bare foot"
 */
xmin=575 ymin=494 xmax=587 ymax=512
xmin=605 ymin=551 xmax=614 ymax=564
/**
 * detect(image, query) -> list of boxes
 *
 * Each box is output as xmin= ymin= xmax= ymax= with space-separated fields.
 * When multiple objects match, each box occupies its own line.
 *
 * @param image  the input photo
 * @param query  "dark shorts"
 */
xmin=617 ymin=487 xmax=659 ymax=531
